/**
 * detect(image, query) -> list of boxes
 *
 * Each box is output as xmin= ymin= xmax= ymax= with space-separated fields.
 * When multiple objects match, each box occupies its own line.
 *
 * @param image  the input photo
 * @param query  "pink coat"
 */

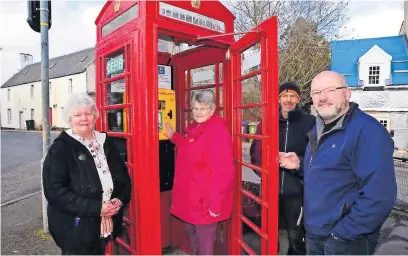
xmin=170 ymin=114 xmax=234 ymax=224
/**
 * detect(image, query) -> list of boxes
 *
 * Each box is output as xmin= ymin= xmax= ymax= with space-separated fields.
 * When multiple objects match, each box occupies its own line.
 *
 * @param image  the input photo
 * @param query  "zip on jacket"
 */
xmin=280 ymin=120 xmax=289 ymax=195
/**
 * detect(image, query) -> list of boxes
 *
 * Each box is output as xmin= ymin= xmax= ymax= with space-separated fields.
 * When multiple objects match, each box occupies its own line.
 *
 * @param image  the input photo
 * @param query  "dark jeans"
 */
xmin=306 ymin=230 xmax=380 ymax=255
xmin=185 ymin=222 xmax=218 ymax=255
xmin=60 ymin=236 xmax=110 ymax=255
xmin=279 ymin=196 xmax=306 ymax=255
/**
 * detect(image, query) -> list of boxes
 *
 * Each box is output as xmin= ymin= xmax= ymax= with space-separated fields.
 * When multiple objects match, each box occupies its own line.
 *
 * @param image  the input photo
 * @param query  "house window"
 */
xmin=7 ymin=89 xmax=10 ymax=101
xmin=7 ymin=109 xmax=11 ymax=124
xmin=30 ymin=85 xmax=34 ymax=98
xmin=368 ymin=66 xmax=380 ymax=84
xmin=68 ymin=79 xmax=73 ymax=93
xmin=376 ymin=118 xmax=390 ymax=131
xmin=31 ymin=109 xmax=34 ymax=120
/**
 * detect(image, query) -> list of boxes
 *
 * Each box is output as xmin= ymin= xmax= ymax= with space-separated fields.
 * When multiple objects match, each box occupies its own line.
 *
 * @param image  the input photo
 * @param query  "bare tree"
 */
xmin=226 ymin=0 xmax=350 ymax=111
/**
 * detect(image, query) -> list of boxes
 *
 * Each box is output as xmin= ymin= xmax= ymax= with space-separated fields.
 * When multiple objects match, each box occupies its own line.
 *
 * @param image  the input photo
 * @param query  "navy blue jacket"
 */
xmin=303 ymin=103 xmax=397 ymax=241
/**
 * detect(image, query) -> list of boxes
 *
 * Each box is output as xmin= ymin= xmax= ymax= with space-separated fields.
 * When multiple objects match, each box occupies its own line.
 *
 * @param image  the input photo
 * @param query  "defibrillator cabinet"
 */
xmin=95 ymin=1 xmax=279 ymax=255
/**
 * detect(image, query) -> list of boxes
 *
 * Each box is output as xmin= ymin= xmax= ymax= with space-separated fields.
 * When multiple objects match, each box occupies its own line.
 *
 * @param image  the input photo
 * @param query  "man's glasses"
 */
xmin=311 ymin=86 xmax=346 ymax=97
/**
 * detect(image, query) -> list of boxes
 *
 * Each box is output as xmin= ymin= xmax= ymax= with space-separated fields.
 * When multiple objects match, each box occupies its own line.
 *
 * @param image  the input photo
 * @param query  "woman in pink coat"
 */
xmin=164 ymin=89 xmax=234 ymax=255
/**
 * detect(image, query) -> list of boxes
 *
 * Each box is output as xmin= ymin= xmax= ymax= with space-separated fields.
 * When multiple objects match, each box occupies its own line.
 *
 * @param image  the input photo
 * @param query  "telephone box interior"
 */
xmin=95 ymin=1 xmax=279 ymax=255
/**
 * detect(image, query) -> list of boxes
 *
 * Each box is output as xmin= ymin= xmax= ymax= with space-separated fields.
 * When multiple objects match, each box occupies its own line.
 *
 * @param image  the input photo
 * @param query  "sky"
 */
xmin=0 ymin=0 xmax=405 ymax=85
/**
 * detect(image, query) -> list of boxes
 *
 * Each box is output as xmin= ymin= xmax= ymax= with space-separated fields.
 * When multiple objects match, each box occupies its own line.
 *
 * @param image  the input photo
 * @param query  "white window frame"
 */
xmin=7 ymin=109 xmax=11 ymax=124
xmin=31 ymin=109 xmax=35 ymax=120
xmin=68 ymin=78 xmax=73 ymax=94
xmin=376 ymin=117 xmax=390 ymax=132
xmin=368 ymin=66 xmax=380 ymax=85
xmin=30 ymin=84 xmax=34 ymax=98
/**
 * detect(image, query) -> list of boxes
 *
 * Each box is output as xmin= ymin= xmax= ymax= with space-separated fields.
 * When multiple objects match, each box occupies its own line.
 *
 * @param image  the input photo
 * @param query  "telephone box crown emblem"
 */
xmin=191 ymin=0 xmax=200 ymax=9
xmin=114 ymin=1 xmax=120 ymax=12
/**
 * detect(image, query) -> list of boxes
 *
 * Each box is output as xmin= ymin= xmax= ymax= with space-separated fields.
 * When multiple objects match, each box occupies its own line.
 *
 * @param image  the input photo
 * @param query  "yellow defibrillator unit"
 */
xmin=158 ymin=88 xmax=176 ymax=140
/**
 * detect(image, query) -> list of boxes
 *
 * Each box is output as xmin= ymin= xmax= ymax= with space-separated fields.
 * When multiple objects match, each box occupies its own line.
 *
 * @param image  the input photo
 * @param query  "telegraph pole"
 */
xmin=39 ymin=0 xmax=51 ymax=233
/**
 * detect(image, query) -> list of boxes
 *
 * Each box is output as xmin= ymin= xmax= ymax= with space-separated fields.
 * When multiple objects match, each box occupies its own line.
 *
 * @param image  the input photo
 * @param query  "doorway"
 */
xmin=19 ymin=111 xmax=24 ymax=129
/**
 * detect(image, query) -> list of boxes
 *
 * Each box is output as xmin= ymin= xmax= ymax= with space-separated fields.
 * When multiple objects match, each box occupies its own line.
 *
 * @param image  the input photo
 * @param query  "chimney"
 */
xmin=19 ymin=53 xmax=33 ymax=70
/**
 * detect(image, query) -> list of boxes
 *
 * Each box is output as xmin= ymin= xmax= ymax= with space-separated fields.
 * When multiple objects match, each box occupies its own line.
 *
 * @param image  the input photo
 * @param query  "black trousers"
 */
xmin=60 ymin=237 xmax=109 ymax=255
xmin=279 ymin=196 xmax=306 ymax=255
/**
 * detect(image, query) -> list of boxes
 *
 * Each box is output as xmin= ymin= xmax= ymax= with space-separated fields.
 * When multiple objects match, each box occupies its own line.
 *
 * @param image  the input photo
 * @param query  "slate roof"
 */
xmin=1 ymin=47 xmax=95 ymax=88
xmin=330 ymin=35 xmax=408 ymax=86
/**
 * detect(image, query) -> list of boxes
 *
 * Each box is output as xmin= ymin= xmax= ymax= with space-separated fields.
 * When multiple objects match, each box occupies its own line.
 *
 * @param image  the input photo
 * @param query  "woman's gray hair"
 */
xmin=63 ymin=93 xmax=99 ymax=126
xmin=191 ymin=89 xmax=216 ymax=108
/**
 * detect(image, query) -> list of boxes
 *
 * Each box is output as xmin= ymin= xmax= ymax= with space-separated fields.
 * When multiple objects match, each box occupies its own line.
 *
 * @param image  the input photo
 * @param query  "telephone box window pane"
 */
xmin=106 ymin=51 xmax=125 ymax=78
xmin=190 ymin=65 xmax=215 ymax=87
xmin=107 ymin=109 xmax=125 ymax=132
xmin=219 ymin=63 xmax=223 ymax=83
xmin=102 ymin=4 xmax=138 ymax=37
xmin=107 ymin=79 xmax=126 ymax=105
xmin=241 ymin=43 xmax=261 ymax=76
xmin=242 ymin=75 xmax=262 ymax=105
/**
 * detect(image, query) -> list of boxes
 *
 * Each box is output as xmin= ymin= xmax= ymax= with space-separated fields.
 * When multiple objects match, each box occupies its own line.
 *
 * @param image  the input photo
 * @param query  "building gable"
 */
xmin=359 ymin=45 xmax=392 ymax=63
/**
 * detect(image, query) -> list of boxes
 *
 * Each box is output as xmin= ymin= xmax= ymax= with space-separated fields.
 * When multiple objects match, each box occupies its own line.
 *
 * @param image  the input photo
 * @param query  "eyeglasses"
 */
xmin=192 ymin=107 xmax=211 ymax=113
xmin=311 ymin=86 xmax=346 ymax=97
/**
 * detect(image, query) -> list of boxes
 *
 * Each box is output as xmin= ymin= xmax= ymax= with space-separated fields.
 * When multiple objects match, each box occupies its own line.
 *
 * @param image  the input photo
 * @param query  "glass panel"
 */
xmin=111 ymin=222 xmax=132 ymax=254
xmin=242 ymin=219 xmax=262 ymax=255
xmin=107 ymin=79 xmax=126 ymax=105
xmin=185 ymin=91 xmax=190 ymax=109
xmin=242 ymin=75 xmax=262 ymax=105
xmin=241 ymin=106 xmax=262 ymax=168
xmin=107 ymin=109 xmax=125 ymax=132
xmin=241 ymin=43 xmax=261 ymax=76
xmin=106 ymin=50 xmax=125 ymax=79
xmin=190 ymin=65 xmax=215 ymax=87
xmin=242 ymin=137 xmax=262 ymax=171
xmin=219 ymin=86 xmax=223 ymax=106
xmin=102 ymin=4 xmax=138 ymax=37
xmin=219 ymin=63 xmax=223 ymax=83
xmin=110 ymin=137 xmax=128 ymax=163
xmin=184 ymin=111 xmax=189 ymax=129
xmin=242 ymin=175 xmax=261 ymax=221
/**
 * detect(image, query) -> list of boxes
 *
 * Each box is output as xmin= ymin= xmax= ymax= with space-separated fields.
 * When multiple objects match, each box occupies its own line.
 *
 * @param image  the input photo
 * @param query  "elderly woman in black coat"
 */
xmin=42 ymin=92 xmax=131 ymax=255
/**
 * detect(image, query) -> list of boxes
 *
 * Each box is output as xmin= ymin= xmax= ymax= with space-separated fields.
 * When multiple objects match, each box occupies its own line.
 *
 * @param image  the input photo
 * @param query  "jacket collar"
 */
xmin=308 ymin=102 xmax=358 ymax=151
xmin=279 ymin=105 xmax=303 ymax=122
xmin=186 ymin=112 xmax=222 ymax=139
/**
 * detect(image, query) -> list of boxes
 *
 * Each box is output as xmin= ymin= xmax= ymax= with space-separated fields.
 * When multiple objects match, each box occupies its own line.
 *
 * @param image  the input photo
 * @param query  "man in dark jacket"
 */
xmin=282 ymin=71 xmax=397 ymax=255
xmin=250 ymin=81 xmax=315 ymax=255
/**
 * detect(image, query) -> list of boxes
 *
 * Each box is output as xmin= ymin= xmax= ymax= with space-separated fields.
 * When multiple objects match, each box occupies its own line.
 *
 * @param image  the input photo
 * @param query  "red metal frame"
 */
xmin=95 ymin=1 xmax=279 ymax=255
xmin=229 ymin=17 xmax=279 ymax=255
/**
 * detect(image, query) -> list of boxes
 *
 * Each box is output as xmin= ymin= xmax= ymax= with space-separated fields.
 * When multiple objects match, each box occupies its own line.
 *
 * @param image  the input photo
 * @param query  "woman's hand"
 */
xmin=209 ymin=209 xmax=221 ymax=218
xmin=101 ymin=201 xmax=120 ymax=217
xmin=164 ymin=123 xmax=174 ymax=139
xmin=110 ymin=198 xmax=123 ymax=208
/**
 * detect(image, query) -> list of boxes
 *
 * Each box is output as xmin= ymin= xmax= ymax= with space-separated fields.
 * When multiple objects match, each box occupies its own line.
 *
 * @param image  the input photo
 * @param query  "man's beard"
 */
xmin=316 ymin=102 xmax=347 ymax=122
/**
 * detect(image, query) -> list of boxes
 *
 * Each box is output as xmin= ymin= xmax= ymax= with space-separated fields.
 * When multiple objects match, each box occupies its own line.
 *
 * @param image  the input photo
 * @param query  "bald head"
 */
xmin=311 ymin=71 xmax=347 ymax=90
xmin=311 ymin=71 xmax=351 ymax=124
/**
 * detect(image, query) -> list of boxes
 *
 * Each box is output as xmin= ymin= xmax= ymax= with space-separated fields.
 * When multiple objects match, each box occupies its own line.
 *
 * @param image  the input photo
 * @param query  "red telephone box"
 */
xmin=95 ymin=1 xmax=279 ymax=255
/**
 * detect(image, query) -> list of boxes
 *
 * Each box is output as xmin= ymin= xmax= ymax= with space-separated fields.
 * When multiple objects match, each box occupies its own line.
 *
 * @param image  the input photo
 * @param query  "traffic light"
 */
xmin=27 ymin=0 xmax=52 ymax=33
